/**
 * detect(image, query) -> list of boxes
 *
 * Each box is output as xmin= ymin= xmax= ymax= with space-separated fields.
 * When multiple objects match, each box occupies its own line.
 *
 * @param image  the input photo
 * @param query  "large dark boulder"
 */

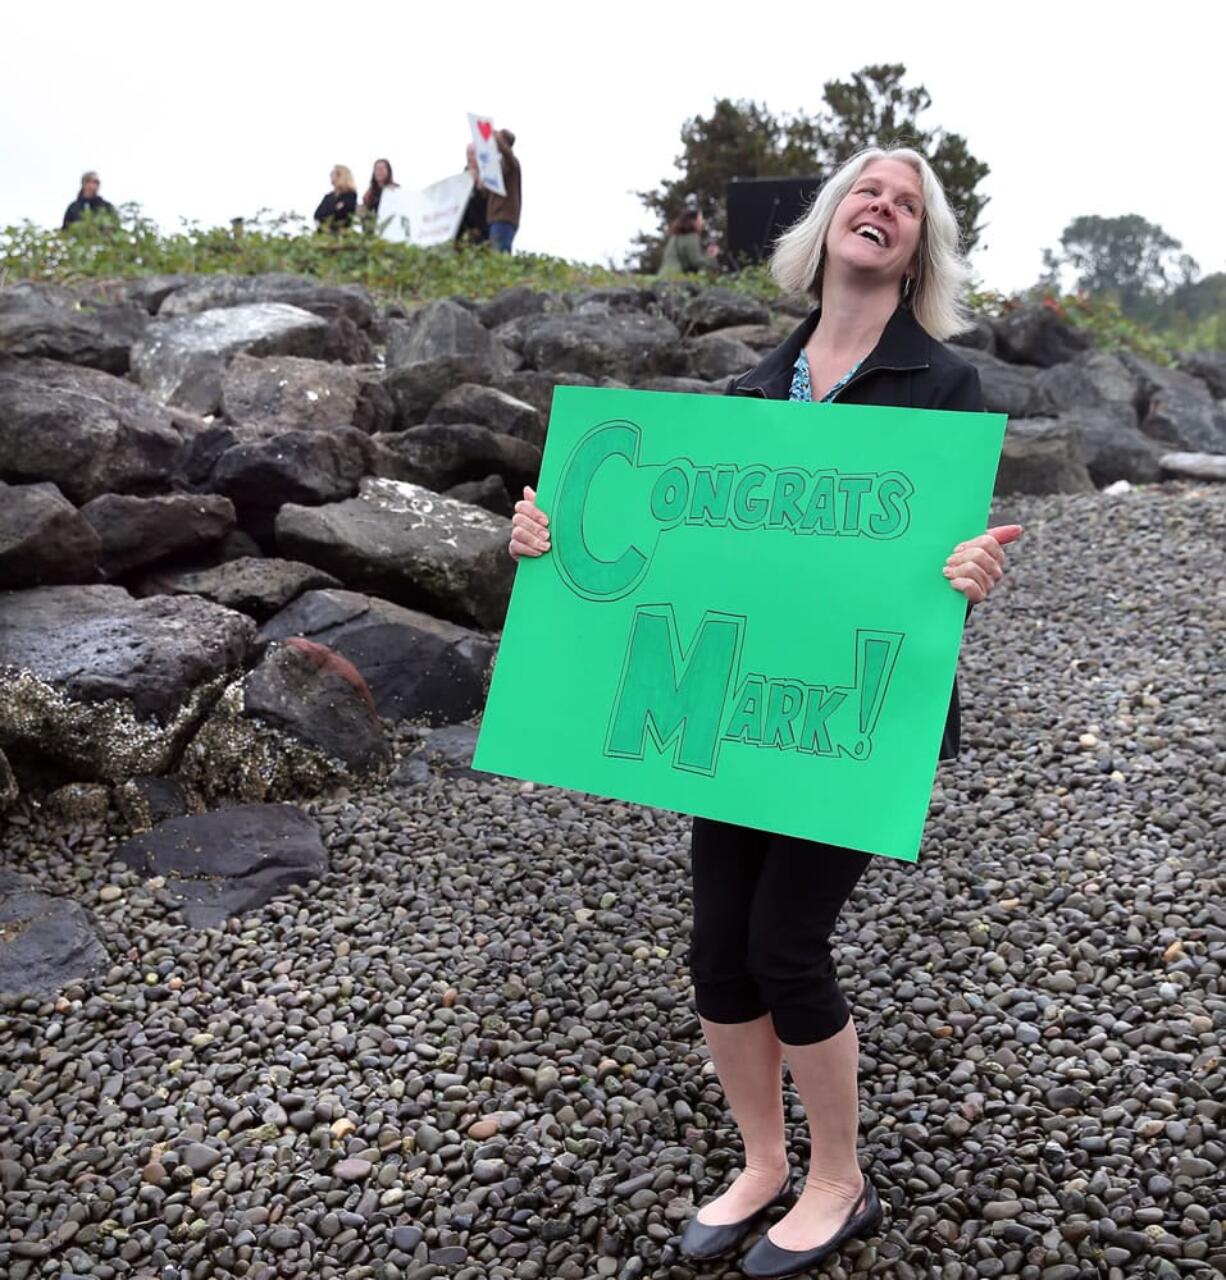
xmin=477 ymin=286 xmax=565 ymax=328
xmin=571 ymin=287 xmax=656 ymax=314
xmin=995 ymin=419 xmax=1095 ymax=495
xmin=80 ymin=492 xmax=236 ymax=578
xmin=518 ymin=313 xmax=686 ymax=382
xmin=0 ymin=585 xmax=256 ymax=782
xmin=371 ymin=422 xmax=540 ymax=494
xmin=992 ymin=306 xmax=1094 ymax=368
xmin=683 ymin=332 xmax=759 ymax=382
xmin=1177 ymin=351 xmax=1226 ymax=399
xmin=1119 ymin=354 xmax=1226 ymax=453
xmin=0 ymin=481 xmax=101 ymax=587
xmin=947 ymin=317 xmax=996 ymax=353
xmin=209 ymin=428 xmax=374 ymax=514
xmin=131 ymin=303 xmax=331 ymax=414
xmin=490 ymin=313 xmax=542 ymax=354
xmin=181 ymin=640 xmax=390 ymax=802
xmin=221 ymin=354 xmax=394 ymax=435
xmin=445 ymin=474 xmax=514 ymax=515
xmin=706 ymin=323 xmax=783 ymax=351
xmin=384 ymin=356 xmax=503 ymax=428
xmin=115 ymin=803 xmax=326 ymax=929
xmin=260 ymin=588 xmax=496 ymax=725
xmin=147 ymin=556 xmax=342 ymax=621
xmin=158 ymin=273 xmax=375 ymax=328
xmin=1062 ymin=406 xmax=1165 ymax=486
xmin=176 ymin=421 xmax=245 ymax=487
xmin=680 ymin=289 xmax=771 ymax=335
xmin=426 ymin=383 xmax=544 ymax=445
xmin=275 ymin=477 xmax=513 ymax=630
xmin=243 ymin=640 xmax=388 ymax=769
xmin=0 ymin=870 xmax=108 ymax=997
xmin=321 ymin=313 xmax=376 ymax=366
xmin=386 ymin=299 xmax=519 ymax=372
xmin=1034 ymin=349 xmax=1142 ymax=416
xmin=489 ymin=370 xmax=597 ymax=421
xmin=954 ymin=347 xmax=1052 ymax=418
xmin=0 ymin=360 xmax=185 ymax=503
xmin=0 ymin=282 xmax=147 ymax=374
xmin=80 ymin=274 xmax=196 ymax=315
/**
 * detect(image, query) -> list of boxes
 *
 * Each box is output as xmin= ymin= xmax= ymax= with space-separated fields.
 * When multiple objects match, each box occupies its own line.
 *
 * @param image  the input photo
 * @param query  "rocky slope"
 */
xmin=0 ymin=270 xmax=1223 ymax=814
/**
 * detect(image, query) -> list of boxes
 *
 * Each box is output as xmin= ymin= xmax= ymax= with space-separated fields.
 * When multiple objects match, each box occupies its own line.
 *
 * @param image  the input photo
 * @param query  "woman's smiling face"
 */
xmin=826 ymin=157 xmax=925 ymax=282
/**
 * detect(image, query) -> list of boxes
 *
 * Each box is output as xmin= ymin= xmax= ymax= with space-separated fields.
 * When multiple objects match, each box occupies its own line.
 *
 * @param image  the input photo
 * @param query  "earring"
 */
xmin=902 ymin=276 xmax=914 ymax=304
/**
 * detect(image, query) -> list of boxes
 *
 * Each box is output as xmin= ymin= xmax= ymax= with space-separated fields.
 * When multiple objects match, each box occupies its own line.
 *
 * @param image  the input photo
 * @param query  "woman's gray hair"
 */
xmin=769 ymin=145 xmax=974 ymax=339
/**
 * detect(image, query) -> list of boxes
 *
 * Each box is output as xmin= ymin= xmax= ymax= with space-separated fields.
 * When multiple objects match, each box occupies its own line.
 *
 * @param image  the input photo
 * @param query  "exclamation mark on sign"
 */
xmin=853 ymin=629 xmax=904 ymax=754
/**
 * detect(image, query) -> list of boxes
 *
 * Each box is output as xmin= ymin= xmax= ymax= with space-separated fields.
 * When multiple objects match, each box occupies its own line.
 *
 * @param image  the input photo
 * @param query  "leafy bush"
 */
xmin=1 ymin=204 xmax=794 ymax=311
xmin=0 ymin=205 xmax=642 ymax=306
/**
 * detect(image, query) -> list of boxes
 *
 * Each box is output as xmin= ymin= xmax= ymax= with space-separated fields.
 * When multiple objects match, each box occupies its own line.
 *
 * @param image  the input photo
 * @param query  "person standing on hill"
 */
xmin=62 ymin=171 xmax=116 ymax=229
xmin=659 ymin=205 xmax=720 ymax=277
xmin=456 ymin=144 xmax=490 ymax=246
xmin=486 ymin=129 xmax=521 ymax=253
xmin=362 ymin=158 xmax=401 ymax=223
xmin=314 ymin=165 xmax=358 ymax=231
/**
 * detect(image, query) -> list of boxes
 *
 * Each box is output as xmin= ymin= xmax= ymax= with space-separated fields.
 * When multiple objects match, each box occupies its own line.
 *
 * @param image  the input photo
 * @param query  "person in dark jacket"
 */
xmin=361 ymin=158 xmax=400 ymax=222
xmin=507 ymin=145 xmax=1021 ymax=1278
xmin=456 ymin=144 xmax=490 ymax=246
xmin=62 ymin=171 xmax=116 ymax=229
xmin=314 ymin=165 xmax=358 ymax=231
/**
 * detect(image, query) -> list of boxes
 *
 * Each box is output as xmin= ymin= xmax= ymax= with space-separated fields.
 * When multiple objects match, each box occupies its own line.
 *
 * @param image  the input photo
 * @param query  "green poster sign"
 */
xmin=473 ymin=387 xmax=1005 ymax=862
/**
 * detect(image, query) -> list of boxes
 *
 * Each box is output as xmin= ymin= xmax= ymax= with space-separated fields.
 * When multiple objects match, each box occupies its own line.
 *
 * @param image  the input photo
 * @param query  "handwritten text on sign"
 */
xmin=472 ymin=387 xmax=1005 ymax=861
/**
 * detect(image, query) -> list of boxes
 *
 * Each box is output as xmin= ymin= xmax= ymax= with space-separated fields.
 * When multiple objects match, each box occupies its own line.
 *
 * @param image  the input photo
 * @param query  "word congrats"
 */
xmin=553 ymin=420 xmax=916 ymax=601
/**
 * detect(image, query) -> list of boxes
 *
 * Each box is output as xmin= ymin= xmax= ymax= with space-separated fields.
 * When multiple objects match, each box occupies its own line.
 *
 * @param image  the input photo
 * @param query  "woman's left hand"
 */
xmin=943 ymin=524 xmax=1023 ymax=603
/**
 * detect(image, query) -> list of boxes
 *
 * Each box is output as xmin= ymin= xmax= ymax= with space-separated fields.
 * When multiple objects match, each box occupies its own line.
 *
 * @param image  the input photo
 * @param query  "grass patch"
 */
xmin=0 ymin=205 xmax=785 ymax=310
xmin=3 ymin=205 xmax=1211 ymax=364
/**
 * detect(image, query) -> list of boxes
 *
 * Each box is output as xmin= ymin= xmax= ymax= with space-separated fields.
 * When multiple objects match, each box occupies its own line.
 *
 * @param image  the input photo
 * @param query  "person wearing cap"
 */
xmin=62 ymin=172 xmax=116 ymax=229
xmin=486 ymin=129 xmax=522 ymax=253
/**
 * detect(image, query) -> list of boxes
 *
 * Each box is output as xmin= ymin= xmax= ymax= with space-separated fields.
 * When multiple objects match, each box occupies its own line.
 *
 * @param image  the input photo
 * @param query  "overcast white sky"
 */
xmin=1 ymin=1 xmax=1219 ymax=296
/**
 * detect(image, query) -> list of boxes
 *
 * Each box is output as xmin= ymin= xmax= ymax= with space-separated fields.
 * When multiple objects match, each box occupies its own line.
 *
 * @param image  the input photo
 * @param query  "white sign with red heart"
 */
xmin=468 ymin=112 xmax=507 ymax=198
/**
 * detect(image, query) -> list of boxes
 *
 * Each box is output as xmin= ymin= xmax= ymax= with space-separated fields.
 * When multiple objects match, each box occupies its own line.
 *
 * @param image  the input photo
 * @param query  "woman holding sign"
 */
xmin=509 ymin=145 xmax=1021 ymax=1278
xmin=361 ymin=158 xmax=400 ymax=220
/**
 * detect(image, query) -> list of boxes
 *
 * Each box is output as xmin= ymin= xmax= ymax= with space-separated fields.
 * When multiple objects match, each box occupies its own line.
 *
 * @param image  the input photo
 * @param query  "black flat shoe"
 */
xmin=740 ymin=1171 xmax=882 ymax=1278
xmin=679 ymin=1169 xmax=794 ymax=1261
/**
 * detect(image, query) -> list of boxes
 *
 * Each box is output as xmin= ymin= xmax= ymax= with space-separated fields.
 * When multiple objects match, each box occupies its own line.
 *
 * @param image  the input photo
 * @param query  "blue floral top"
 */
xmin=789 ymin=350 xmax=864 ymax=403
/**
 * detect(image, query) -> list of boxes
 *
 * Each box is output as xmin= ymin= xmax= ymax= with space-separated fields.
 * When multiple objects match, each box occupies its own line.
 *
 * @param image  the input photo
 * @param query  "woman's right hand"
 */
xmin=509 ymin=485 xmax=551 ymax=560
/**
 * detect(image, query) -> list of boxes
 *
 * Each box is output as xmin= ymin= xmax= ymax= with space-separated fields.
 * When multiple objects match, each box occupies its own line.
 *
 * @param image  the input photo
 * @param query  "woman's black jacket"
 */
xmin=725 ymin=303 xmax=987 ymax=761
xmin=314 ymin=190 xmax=357 ymax=230
xmin=62 ymin=196 xmax=116 ymax=229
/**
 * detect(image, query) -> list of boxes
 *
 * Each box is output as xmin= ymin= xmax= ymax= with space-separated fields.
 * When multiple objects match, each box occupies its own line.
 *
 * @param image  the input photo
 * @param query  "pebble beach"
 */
xmin=1 ymin=481 xmax=1223 ymax=1280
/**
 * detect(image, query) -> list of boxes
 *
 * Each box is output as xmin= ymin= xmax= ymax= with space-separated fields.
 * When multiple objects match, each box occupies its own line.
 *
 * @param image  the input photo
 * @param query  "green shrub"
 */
xmin=0 ymin=205 xmax=799 ymax=311
xmin=2 ymin=205 xmax=1217 ymax=368
xmin=0 ymin=205 xmax=646 ymax=306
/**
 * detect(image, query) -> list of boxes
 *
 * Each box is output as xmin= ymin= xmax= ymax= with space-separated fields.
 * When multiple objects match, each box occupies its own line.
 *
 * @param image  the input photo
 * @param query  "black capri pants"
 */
xmin=687 ymin=815 xmax=874 ymax=1045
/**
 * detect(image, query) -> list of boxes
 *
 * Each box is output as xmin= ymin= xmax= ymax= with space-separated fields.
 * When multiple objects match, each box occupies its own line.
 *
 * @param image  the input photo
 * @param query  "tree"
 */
xmin=631 ymin=64 xmax=990 ymax=271
xmin=1042 ymin=214 xmax=1197 ymax=319
xmin=629 ymin=98 xmax=819 ymax=271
